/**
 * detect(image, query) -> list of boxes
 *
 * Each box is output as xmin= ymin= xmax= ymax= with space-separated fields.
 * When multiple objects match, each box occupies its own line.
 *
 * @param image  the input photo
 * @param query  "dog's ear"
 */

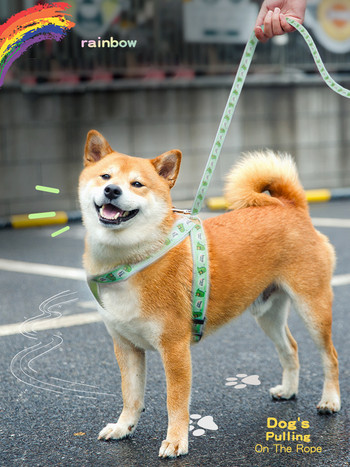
xmin=84 ymin=130 xmax=113 ymax=166
xmin=151 ymin=150 xmax=182 ymax=189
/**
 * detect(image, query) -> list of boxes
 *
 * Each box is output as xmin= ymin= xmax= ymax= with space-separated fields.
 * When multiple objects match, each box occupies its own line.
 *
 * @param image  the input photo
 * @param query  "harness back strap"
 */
xmin=190 ymin=221 xmax=209 ymax=342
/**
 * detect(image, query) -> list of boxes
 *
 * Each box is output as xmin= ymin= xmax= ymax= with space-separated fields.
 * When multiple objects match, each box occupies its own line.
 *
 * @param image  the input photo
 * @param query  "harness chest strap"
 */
xmin=87 ymin=216 xmax=209 ymax=342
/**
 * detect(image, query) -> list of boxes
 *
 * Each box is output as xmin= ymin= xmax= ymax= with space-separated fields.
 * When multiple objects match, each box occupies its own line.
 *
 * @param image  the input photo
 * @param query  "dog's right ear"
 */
xmin=84 ymin=130 xmax=113 ymax=166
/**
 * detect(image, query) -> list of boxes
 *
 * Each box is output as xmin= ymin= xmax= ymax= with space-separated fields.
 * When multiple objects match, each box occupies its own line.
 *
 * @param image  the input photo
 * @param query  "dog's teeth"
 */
xmin=98 ymin=204 xmax=132 ymax=221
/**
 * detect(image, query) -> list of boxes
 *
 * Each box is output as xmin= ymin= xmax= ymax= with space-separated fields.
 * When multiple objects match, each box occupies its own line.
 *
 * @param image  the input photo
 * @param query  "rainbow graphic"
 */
xmin=0 ymin=2 xmax=75 ymax=87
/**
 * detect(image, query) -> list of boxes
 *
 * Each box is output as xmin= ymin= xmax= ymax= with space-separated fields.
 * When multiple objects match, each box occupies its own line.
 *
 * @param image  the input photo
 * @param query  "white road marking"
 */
xmin=331 ymin=274 xmax=350 ymax=287
xmin=312 ymin=218 xmax=350 ymax=228
xmin=0 ymin=272 xmax=349 ymax=337
xmin=0 ymin=311 xmax=101 ymax=337
xmin=78 ymin=301 xmax=97 ymax=309
xmin=1 ymin=211 xmax=350 ymax=338
xmin=0 ymin=258 xmax=85 ymax=281
xmin=1 ymin=217 xmax=349 ymax=281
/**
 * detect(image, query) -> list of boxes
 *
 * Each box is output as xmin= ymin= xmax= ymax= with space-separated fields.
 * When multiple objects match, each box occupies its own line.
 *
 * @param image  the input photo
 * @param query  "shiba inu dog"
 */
xmin=79 ymin=130 xmax=340 ymax=458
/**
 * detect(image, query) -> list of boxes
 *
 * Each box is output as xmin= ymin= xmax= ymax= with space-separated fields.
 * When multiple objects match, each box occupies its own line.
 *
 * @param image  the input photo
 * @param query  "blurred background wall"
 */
xmin=1 ymin=0 xmax=350 ymax=217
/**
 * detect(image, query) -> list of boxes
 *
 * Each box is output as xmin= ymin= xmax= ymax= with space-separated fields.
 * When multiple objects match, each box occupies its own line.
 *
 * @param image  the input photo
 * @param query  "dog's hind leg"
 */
xmin=98 ymin=335 xmax=146 ymax=441
xmin=288 ymin=283 xmax=340 ymax=414
xmin=252 ymin=288 xmax=300 ymax=400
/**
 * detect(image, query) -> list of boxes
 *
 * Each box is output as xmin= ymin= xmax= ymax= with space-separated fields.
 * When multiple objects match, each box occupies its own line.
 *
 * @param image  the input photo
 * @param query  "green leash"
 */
xmin=287 ymin=18 xmax=350 ymax=98
xmin=89 ymin=18 xmax=350 ymax=342
xmin=191 ymin=30 xmax=258 ymax=216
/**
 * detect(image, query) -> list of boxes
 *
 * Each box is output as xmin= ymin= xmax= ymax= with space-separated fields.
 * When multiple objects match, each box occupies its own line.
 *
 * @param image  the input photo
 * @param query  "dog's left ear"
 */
xmin=151 ymin=150 xmax=182 ymax=189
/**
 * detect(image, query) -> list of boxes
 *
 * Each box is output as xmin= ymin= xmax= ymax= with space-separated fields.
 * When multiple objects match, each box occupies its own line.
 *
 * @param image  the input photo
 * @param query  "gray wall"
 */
xmin=1 ymin=82 xmax=350 ymax=217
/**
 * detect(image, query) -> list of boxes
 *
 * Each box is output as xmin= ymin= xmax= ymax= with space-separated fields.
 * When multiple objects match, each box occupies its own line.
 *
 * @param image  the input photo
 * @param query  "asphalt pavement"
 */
xmin=0 ymin=201 xmax=349 ymax=467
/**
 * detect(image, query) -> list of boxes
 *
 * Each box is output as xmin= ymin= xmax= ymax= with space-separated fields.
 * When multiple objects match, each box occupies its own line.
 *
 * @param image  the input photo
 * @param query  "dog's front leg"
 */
xmin=158 ymin=338 xmax=191 ymax=458
xmin=98 ymin=335 xmax=146 ymax=441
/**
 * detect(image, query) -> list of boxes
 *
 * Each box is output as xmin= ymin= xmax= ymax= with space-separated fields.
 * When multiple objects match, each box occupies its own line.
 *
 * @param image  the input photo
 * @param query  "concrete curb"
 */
xmin=206 ymin=188 xmax=350 ymax=211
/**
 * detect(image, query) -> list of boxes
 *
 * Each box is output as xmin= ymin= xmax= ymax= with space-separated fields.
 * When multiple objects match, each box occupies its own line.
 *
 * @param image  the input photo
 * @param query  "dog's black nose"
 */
xmin=104 ymin=184 xmax=122 ymax=200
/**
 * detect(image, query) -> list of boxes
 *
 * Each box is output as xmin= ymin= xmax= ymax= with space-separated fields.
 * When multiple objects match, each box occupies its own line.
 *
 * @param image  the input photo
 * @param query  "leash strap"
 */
xmin=191 ymin=30 xmax=258 ymax=216
xmin=191 ymin=18 xmax=350 ymax=216
xmin=286 ymin=18 xmax=350 ymax=98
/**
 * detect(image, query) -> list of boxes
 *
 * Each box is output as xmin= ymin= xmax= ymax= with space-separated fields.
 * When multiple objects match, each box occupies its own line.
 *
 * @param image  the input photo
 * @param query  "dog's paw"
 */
xmin=158 ymin=438 xmax=188 ymax=458
xmin=317 ymin=395 xmax=341 ymax=414
xmin=270 ymin=384 xmax=297 ymax=400
xmin=98 ymin=422 xmax=135 ymax=441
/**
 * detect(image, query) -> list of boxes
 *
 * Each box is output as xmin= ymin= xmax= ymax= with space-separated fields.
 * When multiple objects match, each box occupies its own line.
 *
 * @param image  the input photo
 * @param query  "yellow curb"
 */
xmin=11 ymin=211 xmax=69 ymax=228
xmin=207 ymin=189 xmax=333 ymax=211
xmin=305 ymin=189 xmax=331 ymax=203
xmin=206 ymin=197 xmax=228 ymax=211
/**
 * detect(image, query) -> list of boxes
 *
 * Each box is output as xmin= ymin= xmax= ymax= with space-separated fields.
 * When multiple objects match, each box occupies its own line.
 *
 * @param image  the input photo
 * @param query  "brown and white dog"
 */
xmin=79 ymin=130 xmax=340 ymax=458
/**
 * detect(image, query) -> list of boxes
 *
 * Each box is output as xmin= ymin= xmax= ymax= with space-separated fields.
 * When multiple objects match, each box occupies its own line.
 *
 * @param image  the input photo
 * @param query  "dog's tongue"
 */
xmin=101 ymin=204 xmax=122 ymax=219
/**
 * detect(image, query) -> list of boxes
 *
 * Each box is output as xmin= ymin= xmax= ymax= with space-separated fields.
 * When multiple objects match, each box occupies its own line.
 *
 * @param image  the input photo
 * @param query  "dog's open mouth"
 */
xmin=95 ymin=203 xmax=139 ymax=225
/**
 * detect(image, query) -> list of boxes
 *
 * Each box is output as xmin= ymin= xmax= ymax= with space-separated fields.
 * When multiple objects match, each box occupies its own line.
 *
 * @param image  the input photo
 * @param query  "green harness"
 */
xmin=88 ymin=216 xmax=209 ymax=342
xmin=88 ymin=18 xmax=350 ymax=342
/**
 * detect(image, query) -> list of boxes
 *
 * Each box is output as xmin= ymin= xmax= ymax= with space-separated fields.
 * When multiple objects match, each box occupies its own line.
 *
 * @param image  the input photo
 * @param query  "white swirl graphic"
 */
xmin=10 ymin=290 xmax=116 ymax=399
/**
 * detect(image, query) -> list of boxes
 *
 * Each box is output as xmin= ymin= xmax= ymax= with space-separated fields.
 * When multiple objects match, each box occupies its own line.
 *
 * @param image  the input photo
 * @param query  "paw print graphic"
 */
xmin=189 ymin=414 xmax=218 ymax=437
xmin=225 ymin=373 xmax=261 ymax=389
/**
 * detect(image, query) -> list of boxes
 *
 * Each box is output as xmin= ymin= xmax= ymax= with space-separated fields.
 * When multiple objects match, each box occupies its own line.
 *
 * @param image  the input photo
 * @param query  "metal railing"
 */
xmin=2 ymin=0 xmax=350 ymax=88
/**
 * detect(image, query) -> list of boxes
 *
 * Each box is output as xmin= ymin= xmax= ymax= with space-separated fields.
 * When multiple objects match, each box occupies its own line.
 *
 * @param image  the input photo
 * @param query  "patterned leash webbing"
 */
xmin=287 ymin=18 xmax=350 ymax=98
xmin=191 ymin=18 xmax=350 ymax=216
xmin=191 ymin=30 xmax=258 ymax=216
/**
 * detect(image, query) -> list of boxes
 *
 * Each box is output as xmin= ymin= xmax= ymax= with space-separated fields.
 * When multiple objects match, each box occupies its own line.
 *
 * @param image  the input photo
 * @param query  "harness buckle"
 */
xmin=193 ymin=318 xmax=206 ymax=325
xmin=172 ymin=207 xmax=192 ymax=215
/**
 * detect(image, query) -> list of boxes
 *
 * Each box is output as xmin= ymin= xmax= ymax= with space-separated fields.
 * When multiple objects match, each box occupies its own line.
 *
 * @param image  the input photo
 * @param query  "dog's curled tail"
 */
xmin=224 ymin=150 xmax=308 ymax=211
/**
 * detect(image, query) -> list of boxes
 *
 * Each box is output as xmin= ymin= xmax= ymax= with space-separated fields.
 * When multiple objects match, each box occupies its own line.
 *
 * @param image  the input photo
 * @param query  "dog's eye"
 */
xmin=100 ymin=174 xmax=111 ymax=180
xmin=131 ymin=181 xmax=144 ymax=188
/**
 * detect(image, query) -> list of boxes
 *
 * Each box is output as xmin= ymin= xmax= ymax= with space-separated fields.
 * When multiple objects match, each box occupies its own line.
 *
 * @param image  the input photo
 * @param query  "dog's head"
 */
xmin=79 ymin=130 xmax=182 ymax=249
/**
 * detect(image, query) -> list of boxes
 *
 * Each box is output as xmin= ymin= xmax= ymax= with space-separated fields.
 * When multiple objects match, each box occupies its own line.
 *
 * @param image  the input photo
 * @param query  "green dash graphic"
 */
xmin=35 ymin=185 xmax=60 ymax=194
xmin=28 ymin=212 xmax=56 ymax=219
xmin=51 ymin=226 xmax=70 ymax=238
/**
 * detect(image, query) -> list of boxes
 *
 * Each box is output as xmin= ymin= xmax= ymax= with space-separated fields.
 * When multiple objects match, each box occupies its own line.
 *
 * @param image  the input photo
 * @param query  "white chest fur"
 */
xmin=97 ymin=280 xmax=161 ymax=350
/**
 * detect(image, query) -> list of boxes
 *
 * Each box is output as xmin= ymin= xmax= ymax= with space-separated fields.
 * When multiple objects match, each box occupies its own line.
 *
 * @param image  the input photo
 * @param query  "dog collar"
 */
xmin=87 ymin=216 xmax=209 ymax=342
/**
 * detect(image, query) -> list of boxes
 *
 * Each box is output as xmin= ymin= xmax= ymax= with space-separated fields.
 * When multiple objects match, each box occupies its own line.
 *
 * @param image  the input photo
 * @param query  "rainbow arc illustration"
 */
xmin=0 ymin=2 xmax=75 ymax=86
